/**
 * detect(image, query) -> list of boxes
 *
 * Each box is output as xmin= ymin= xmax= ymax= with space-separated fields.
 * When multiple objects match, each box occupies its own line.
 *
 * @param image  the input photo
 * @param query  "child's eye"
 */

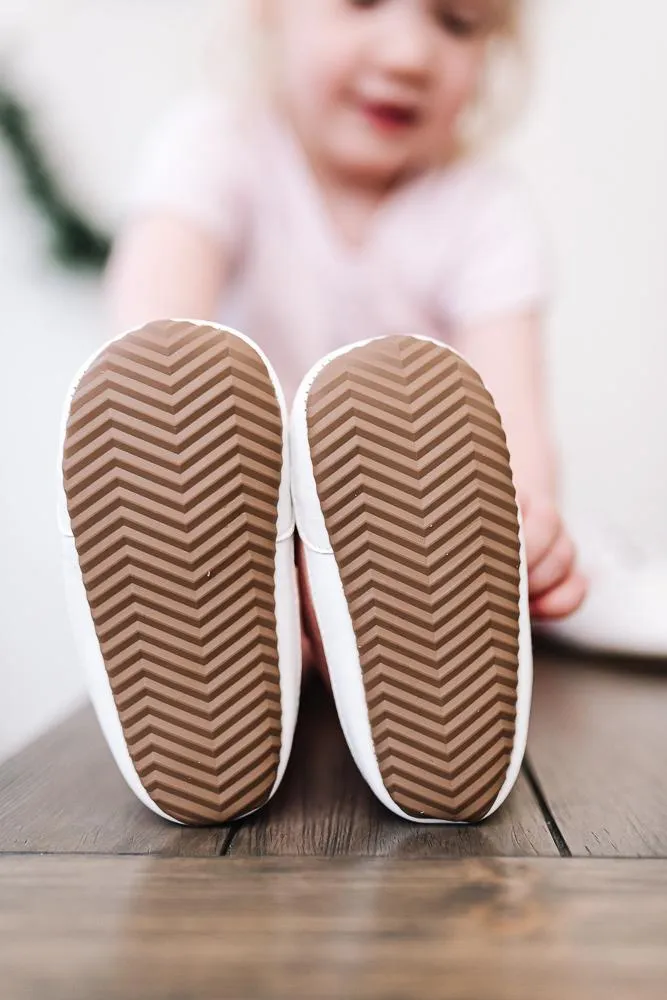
xmin=436 ymin=5 xmax=485 ymax=38
xmin=348 ymin=0 xmax=383 ymax=8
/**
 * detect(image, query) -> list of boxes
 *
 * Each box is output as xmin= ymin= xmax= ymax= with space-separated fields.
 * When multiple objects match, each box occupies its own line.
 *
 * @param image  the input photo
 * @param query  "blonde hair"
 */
xmin=456 ymin=0 xmax=529 ymax=155
xmin=213 ymin=0 xmax=529 ymax=157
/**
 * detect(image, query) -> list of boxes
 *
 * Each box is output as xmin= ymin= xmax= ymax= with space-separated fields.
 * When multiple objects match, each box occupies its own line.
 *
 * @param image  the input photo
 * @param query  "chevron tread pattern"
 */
xmin=62 ymin=321 xmax=283 ymax=824
xmin=306 ymin=336 xmax=521 ymax=822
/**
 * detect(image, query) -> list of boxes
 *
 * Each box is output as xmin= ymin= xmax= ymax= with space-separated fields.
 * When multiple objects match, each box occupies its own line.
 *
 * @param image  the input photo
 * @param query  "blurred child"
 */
xmin=110 ymin=0 xmax=586 ymax=630
xmin=59 ymin=0 xmax=589 ymax=826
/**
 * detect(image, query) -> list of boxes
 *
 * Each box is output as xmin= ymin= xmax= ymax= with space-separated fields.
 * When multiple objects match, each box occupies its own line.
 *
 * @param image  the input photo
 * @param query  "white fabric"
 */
xmin=536 ymin=511 xmax=667 ymax=658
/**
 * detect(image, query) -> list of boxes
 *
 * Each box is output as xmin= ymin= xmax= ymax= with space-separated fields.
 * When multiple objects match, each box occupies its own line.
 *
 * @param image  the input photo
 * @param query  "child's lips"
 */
xmin=359 ymin=99 xmax=420 ymax=132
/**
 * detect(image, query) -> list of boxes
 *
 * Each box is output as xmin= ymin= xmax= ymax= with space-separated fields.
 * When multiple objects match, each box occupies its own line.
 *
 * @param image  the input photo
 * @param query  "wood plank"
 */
xmin=229 ymin=676 xmax=558 ymax=857
xmin=0 ymin=707 xmax=230 ymax=856
xmin=528 ymin=649 xmax=667 ymax=857
xmin=1 ymin=855 xmax=666 ymax=1000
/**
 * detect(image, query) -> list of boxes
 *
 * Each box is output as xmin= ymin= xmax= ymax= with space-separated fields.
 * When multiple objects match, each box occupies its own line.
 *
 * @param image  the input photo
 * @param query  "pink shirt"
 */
xmin=129 ymin=93 xmax=549 ymax=403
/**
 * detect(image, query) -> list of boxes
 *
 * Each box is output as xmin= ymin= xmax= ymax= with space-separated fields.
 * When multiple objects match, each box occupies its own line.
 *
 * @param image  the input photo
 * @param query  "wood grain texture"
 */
xmin=2 ymin=855 xmax=667 ymax=1000
xmin=0 ymin=708 xmax=230 ymax=855
xmin=229 ymin=676 xmax=557 ymax=857
xmin=528 ymin=650 xmax=667 ymax=857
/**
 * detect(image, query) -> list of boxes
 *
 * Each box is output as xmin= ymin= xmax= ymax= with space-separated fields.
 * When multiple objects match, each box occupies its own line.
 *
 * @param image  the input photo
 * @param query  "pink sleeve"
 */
xmin=124 ymin=92 xmax=249 ymax=250
xmin=443 ymin=167 xmax=552 ymax=325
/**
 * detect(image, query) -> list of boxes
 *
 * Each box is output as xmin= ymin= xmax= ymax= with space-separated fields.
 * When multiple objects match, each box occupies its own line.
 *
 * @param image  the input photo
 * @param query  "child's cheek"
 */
xmin=305 ymin=62 xmax=350 ymax=129
xmin=436 ymin=41 xmax=487 ymax=115
xmin=287 ymin=25 xmax=342 ymax=107
xmin=455 ymin=46 xmax=488 ymax=111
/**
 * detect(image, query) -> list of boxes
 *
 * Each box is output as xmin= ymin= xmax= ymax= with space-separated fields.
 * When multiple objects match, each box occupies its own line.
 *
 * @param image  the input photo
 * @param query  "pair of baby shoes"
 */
xmin=57 ymin=320 xmax=531 ymax=826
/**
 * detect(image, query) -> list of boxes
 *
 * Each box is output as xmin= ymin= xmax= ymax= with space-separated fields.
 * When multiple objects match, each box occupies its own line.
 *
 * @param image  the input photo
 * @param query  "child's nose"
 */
xmin=375 ymin=8 xmax=435 ymax=83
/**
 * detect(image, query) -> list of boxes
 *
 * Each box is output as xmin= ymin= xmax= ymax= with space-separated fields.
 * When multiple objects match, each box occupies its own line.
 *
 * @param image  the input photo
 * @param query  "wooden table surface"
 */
xmin=2 ymin=648 xmax=667 ymax=999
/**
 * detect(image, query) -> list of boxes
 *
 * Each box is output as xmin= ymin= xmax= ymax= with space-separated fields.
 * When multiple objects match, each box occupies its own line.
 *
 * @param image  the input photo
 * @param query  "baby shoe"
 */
xmin=291 ymin=334 xmax=532 ymax=823
xmin=534 ymin=508 xmax=667 ymax=659
xmin=57 ymin=320 xmax=301 ymax=824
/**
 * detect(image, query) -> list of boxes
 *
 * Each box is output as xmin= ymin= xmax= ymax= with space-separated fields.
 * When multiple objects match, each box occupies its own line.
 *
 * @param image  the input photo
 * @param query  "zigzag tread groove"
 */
xmin=306 ymin=336 xmax=520 ymax=822
xmin=62 ymin=320 xmax=283 ymax=824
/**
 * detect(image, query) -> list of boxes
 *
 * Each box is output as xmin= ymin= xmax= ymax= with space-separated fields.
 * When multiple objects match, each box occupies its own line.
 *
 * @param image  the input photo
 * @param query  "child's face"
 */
xmin=269 ymin=0 xmax=504 ymax=183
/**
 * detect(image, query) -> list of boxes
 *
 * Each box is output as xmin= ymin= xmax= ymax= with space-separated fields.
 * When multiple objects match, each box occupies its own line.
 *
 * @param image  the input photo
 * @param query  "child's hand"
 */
xmin=520 ymin=495 xmax=588 ymax=621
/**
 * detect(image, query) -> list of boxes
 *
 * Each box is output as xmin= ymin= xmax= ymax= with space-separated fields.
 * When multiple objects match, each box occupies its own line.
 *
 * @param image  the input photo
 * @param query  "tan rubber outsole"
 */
xmin=62 ymin=321 xmax=283 ymax=824
xmin=306 ymin=336 xmax=521 ymax=822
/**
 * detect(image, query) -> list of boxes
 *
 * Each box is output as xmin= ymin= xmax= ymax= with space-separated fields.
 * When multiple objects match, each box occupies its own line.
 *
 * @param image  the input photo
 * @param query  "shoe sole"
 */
xmin=62 ymin=320 xmax=283 ymax=824
xmin=305 ymin=336 xmax=521 ymax=822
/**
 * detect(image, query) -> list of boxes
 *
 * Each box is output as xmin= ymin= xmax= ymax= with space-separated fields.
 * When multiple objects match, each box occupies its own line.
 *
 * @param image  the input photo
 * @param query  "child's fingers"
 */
xmin=530 ymin=572 xmax=588 ymax=620
xmin=522 ymin=498 xmax=561 ymax=571
xmin=528 ymin=528 xmax=576 ymax=598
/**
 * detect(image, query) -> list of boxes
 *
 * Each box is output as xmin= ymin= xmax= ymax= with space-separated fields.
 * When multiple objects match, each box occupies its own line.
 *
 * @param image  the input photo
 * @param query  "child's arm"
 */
xmin=457 ymin=309 xmax=588 ymax=620
xmin=106 ymin=215 xmax=227 ymax=331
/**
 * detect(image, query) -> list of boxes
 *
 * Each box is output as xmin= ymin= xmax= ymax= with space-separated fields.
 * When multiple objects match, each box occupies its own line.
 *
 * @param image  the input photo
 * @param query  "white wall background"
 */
xmin=1 ymin=0 xmax=666 ymax=762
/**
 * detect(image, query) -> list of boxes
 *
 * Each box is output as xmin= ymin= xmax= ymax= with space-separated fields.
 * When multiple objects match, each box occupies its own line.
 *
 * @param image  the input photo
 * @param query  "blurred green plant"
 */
xmin=0 ymin=82 xmax=111 ymax=269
